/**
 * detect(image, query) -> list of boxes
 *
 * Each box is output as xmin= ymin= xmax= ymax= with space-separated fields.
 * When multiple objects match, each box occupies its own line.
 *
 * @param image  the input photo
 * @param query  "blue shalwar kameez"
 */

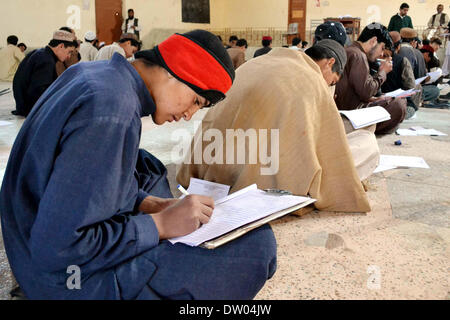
xmin=0 ymin=53 xmax=276 ymax=300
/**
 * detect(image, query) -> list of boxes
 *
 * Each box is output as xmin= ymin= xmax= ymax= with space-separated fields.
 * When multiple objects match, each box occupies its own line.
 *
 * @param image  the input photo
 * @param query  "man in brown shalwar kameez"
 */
xmin=335 ymin=23 xmax=407 ymax=134
xmin=177 ymin=40 xmax=372 ymax=215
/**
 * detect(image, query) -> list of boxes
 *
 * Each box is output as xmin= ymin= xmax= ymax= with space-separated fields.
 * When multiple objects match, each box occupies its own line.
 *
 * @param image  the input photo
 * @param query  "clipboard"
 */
xmin=200 ymin=198 xmax=316 ymax=249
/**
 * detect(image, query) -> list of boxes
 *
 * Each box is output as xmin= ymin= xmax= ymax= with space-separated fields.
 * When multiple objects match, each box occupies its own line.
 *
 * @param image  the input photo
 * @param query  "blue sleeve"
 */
xmin=29 ymin=116 xmax=160 ymax=274
xmin=134 ymin=189 xmax=150 ymax=212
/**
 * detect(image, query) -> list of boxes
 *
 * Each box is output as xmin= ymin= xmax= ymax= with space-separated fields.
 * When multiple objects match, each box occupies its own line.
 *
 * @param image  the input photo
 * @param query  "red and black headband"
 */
xmin=135 ymin=30 xmax=235 ymax=107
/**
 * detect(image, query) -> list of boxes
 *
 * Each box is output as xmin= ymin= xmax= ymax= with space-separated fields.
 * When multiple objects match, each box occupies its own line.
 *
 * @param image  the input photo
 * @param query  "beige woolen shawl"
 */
xmin=177 ymin=48 xmax=371 ymax=213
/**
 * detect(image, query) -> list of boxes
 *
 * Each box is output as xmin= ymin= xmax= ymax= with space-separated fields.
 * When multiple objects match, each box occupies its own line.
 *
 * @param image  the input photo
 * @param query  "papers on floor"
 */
xmin=0 ymin=120 xmax=13 ymax=127
xmin=339 ymin=106 xmax=391 ymax=129
xmin=169 ymin=183 xmax=315 ymax=247
xmin=186 ymin=178 xmax=230 ymax=201
xmin=374 ymin=155 xmax=430 ymax=173
xmin=384 ymin=88 xmax=419 ymax=98
xmin=396 ymin=126 xmax=447 ymax=136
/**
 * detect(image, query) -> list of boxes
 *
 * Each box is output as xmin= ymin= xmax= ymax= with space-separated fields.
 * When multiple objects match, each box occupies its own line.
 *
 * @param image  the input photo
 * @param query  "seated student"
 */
xmin=0 ymin=35 xmax=25 ymax=81
xmin=288 ymin=37 xmax=302 ymax=51
xmin=56 ymin=27 xmax=81 ymax=77
xmin=254 ymin=36 xmax=273 ymax=57
xmin=301 ymin=41 xmax=309 ymax=50
xmin=227 ymin=38 xmax=247 ymax=69
xmin=226 ymin=35 xmax=238 ymax=49
xmin=17 ymin=42 xmax=27 ymax=53
xmin=335 ymin=23 xmax=406 ymax=134
xmin=0 ymin=30 xmax=276 ymax=300
xmin=313 ymin=21 xmax=348 ymax=46
xmin=381 ymin=31 xmax=421 ymax=119
xmin=12 ymin=30 xmax=77 ymax=117
xmin=419 ymin=45 xmax=446 ymax=107
xmin=398 ymin=28 xmax=419 ymax=77
xmin=313 ymin=22 xmax=381 ymax=181
xmin=79 ymin=31 xmax=98 ymax=62
xmin=177 ymin=40 xmax=371 ymax=216
xmin=95 ymin=33 xmax=139 ymax=61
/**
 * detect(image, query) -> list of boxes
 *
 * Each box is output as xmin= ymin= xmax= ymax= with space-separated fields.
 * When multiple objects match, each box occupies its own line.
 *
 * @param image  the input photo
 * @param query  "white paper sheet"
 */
xmin=185 ymin=178 xmax=230 ymax=201
xmin=169 ymin=188 xmax=312 ymax=247
xmin=415 ymin=76 xmax=428 ymax=85
xmin=396 ymin=128 xmax=447 ymax=136
xmin=0 ymin=120 xmax=13 ymax=127
xmin=384 ymin=88 xmax=419 ymax=98
xmin=339 ymin=106 xmax=391 ymax=129
xmin=425 ymin=69 xmax=442 ymax=84
xmin=378 ymin=155 xmax=430 ymax=169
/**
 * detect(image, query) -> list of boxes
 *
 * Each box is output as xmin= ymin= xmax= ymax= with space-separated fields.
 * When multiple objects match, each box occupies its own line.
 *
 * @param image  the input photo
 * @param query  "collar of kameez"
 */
xmin=157 ymin=34 xmax=233 ymax=96
xmin=45 ymin=46 xmax=59 ymax=62
xmin=111 ymin=53 xmax=156 ymax=116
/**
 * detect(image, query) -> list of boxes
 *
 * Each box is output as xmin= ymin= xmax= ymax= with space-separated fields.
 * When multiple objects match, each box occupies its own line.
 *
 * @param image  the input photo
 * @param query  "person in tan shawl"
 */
xmin=177 ymin=40 xmax=371 ymax=214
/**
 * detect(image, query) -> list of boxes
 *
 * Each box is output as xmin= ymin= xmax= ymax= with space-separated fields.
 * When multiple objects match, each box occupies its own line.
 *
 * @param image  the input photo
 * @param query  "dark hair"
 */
xmin=292 ymin=37 xmax=302 ymax=47
xmin=358 ymin=23 xmax=393 ymax=49
xmin=229 ymin=35 xmax=238 ymax=42
xmin=302 ymin=41 xmax=308 ymax=48
xmin=128 ymin=9 xmax=134 ymax=12
xmin=262 ymin=39 xmax=272 ymax=47
xmin=430 ymin=38 xmax=442 ymax=45
xmin=422 ymin=39 xmax=430 ymax=45
xmin=119 ymin=37 xmax=140 ymax=48
xmin=217 ymin=35 xmax=222 ymax=42
xmin=59 ymin=26 xmax=73 ymax=33
xmin=420 ymin=48 xmax=433 ymax=56
xmin=400 ymin=3 xmax=409 ymax=9
xmin=236 ymin=39 xmax=248 ymax=48
xmin=7 ymin=35 xmax=18 ymax=45
xmin=305 ymin=46 xmax=341 ymax=74
xmin=18 ymin=42 xmax=27 ymax=50
xmin=48 ymin=39 xmax=77 ymax=48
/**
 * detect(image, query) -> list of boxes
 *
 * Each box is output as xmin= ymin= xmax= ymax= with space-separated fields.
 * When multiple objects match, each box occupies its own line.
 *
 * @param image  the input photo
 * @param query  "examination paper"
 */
xmin=169 ymin=186 xmax=311 ymax=247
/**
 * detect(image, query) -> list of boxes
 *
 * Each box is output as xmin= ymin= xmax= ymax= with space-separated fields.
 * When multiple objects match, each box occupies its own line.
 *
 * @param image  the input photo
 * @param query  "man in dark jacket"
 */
xmin=12 ymin=30 xmax=76 ymax=117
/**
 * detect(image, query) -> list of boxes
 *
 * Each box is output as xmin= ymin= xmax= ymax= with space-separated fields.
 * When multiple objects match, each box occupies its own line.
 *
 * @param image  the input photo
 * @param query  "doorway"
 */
xmin=287 ymin=0 xmax=307 ymax=45
xmin=95 ymin=0 xmax=123 ymax=44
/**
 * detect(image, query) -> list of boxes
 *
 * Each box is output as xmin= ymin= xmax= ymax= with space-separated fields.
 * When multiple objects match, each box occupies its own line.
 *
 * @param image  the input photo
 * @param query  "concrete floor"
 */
xmin=0 ymin=80 xmax=449 ymax=300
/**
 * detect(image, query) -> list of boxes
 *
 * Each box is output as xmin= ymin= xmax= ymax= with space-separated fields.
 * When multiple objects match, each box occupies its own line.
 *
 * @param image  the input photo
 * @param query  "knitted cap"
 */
xmin=314 ymin=39 xmax=348 ymax=74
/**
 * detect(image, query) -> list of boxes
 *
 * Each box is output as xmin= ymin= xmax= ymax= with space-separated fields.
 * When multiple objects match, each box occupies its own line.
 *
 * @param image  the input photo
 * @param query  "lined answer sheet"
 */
xmin=169 ymin=188 xmax=311 ymax=247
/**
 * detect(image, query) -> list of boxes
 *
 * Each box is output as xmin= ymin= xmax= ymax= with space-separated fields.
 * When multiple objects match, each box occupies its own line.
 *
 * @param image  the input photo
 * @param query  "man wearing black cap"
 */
xmin=314 ymin=21 xmax=348 ymax=47
xmin=0 ymin=30 xmax=277 ymax=300
xmin=336 ymin=23 xmax=406 ymax=134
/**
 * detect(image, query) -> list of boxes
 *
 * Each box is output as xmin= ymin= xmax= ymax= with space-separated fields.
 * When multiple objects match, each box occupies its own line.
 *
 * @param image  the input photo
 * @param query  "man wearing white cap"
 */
xmin=11 ymin=30 xmax=77 ymax=116
xmin=79 ymin=31 xmax=98 ymax=62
